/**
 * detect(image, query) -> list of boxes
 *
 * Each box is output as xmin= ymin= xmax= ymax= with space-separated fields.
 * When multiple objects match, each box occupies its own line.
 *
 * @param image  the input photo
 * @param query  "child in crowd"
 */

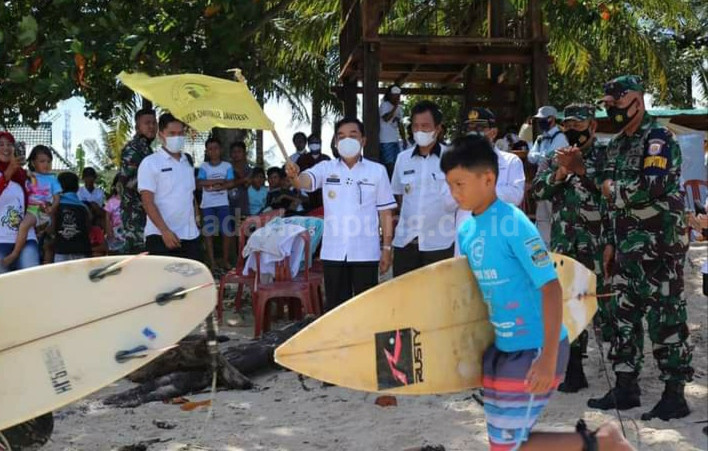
xmin=78 ymin=167 xmax=105 ymax=221
xmin=441 ymin=135 xmax=631 ymax=451
xmin=104 ymin=174 xmax=125 ymax=254
xmin=265 ymin=167 xmax=308 ymax=216
xmin=247 ymin=167 xmax=268 ymax=215
xmin=89 ymin=205 xmax=107 ymax=257
xmin=197 ymin=137 xmax=235 ymax=272
xmin=1 ymin=145 xmax=61 ymax=268
xmin=53 ymin=172 xmax=91 ymax=263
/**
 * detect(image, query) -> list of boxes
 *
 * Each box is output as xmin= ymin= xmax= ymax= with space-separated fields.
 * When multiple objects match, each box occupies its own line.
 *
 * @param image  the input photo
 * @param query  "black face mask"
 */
xmin=607 ymin=99 xmax=639 ymax=132
xmin=538 ymin=118 xmax=551 ymax=132
xmin=565 ymin=129 xmax=592 ymax=148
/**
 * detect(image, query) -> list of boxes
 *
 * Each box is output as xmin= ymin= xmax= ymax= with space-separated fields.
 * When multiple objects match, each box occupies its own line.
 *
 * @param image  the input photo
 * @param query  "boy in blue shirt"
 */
xmin=441 ymin=135 xmax=631 ymax=451
xmin=247 ymin=167 xmax=268 ymax=215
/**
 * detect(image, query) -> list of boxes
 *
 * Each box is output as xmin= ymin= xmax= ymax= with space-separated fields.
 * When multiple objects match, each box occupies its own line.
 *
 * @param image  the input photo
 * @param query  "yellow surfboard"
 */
xmin=275 ymin=254 xmax=597 ymax=395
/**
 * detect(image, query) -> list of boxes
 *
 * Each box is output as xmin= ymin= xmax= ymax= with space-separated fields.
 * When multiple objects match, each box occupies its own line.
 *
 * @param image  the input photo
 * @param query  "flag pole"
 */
xmin=271 ymin=129 xmax=290 ymax=162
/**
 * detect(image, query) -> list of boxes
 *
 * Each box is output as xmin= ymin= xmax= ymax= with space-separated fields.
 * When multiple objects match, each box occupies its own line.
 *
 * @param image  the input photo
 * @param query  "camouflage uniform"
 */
xmin=604 ymin=114 xmax=693 ymax=383
xmin=531 ymin=139 xmax=615 ymax=342
xmin=118 ymin=135 xmax=153 ymax=254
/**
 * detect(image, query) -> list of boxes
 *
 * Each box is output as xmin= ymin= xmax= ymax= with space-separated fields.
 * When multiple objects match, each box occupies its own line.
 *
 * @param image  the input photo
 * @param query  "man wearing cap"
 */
xmin=531 ymin=103 xmax=615 ymax=393
xmin=453 ymin=107 xmax=525 ymax=255
xmin=587 ymin=75 xmax=693 ymax=421
xmin=528 ymin=106 xmax=569 ymax=246
xmin=379 ymin=84 xmax=406 ymax=176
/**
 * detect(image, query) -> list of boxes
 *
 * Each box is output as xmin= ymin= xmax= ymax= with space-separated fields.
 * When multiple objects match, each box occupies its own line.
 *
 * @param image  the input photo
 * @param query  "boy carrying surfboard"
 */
xmin=440 ymin=135 xmax=632 ymax=451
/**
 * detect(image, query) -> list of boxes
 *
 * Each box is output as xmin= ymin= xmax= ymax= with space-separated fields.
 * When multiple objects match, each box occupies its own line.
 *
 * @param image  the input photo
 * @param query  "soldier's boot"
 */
xmin=558 ymin=332 xmax=589 ymax=393
xmin=587 ymin=372 xmax=641 ymax=411
xmin=641 ymin=381 xmax=690 ymax=421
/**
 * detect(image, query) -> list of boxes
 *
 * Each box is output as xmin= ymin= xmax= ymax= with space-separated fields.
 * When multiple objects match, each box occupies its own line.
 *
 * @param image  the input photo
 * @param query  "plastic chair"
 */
xmin=251 ymin=230 xmax=318 ymax=337
xmin=217 ymin=209 xmax=284 ymax=323
xmin=684 ymin=179 xmax=708 ymax=241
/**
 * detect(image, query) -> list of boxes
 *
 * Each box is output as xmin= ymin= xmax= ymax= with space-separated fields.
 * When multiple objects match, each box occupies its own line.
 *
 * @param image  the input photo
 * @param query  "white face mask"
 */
xmin=337 ymin=137 xmax=361 ymax=159
xmin=413 ymin=130 xmax=436 ymax=148
xmin=309 ymin=144 xmax=321 ymax=152
xmin=164 ymin=135 xmax=185 ymax=153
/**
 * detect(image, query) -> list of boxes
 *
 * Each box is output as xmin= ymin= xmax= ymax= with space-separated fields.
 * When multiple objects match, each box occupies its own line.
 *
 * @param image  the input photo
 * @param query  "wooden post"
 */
xmin=343 ymin=80 xmax=358 ymax=118
xmin=529 ymin=0 xmax=548 ymax=107
xmin=487 ymin=0 xmax=504 ymax=83
xmin=460 ymin=66 xmax=476 ymax=132
xmin=362 ymin=42 xmax=380 ymax=160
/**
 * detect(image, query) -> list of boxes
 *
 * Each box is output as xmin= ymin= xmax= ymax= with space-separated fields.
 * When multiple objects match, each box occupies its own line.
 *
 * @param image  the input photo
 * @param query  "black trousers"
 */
xmin=322 ymin=260 xmax=379 ymax=312
xmin=393 ymin=241 xmax=454 ymax=277
xmin=145 ymin=235 xmax=203 ymax=262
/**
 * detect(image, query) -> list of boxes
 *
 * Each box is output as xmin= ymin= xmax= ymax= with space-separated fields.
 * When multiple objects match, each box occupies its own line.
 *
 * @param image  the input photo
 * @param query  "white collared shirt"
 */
xmin=304 ymin=157 xmax=396 ymax=262
xmin=138 ymin=147 xmax=199 ymax=240
xmin=78 ymin=186 xmax=105 ymax=205
xmin=495 ymin=148 xmax=526 ymax=207
xmin=391 ymin=144 xmax=457 ymax=251
xmin=528 ymin=125 xmax=568 ymax=164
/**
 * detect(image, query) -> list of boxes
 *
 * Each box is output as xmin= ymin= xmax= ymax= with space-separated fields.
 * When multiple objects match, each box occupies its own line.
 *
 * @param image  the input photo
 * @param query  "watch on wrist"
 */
xmin=382 ymin=245 xmax=392 ymax=251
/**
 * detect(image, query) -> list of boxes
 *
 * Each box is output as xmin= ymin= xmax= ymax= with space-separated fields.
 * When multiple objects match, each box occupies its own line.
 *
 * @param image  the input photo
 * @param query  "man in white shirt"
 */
xmin=454 ymin=107 xmax=526 ymax=255
xmin=379 ymin=84 xmax=405 ymax=176
xmin=138 ymin=113 xmax=201 ymax=261
xmin=286 ymin=118 xmax=396 ymax=311
xmin=289 ymin=132 xmax=308 ymax=168
xmin=391 ymin=100 xmax=457 ymax=276
xmin=528 ymin=106 xmax=569 ymax=245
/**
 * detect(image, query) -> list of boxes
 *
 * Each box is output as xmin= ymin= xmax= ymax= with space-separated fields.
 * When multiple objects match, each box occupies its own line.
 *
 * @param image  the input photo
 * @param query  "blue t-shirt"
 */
xmin=458 ymin=199 xmax=567 ymax=352
xmin=197 ymin=161 xmax=234 ymax=209
xmin=248 ymin=186 xmax=268 ymax=215
xmin=28 ymin=172 xmax=62 ymax=206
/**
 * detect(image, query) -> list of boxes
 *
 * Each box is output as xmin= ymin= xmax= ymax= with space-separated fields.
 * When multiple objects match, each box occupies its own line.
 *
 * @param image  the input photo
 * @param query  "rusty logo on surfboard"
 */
xmin=375 ymin=328 xmax=423 ymax=390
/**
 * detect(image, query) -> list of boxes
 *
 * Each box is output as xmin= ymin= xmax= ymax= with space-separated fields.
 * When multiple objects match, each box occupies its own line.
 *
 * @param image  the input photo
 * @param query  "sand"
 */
xmin=43 ymin=245 xmax=708 ymax=450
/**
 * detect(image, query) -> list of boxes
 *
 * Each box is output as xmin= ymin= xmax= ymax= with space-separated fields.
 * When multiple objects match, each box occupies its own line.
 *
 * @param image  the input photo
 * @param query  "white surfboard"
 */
xmin=0 ymin=255 xmax=216 ymax=431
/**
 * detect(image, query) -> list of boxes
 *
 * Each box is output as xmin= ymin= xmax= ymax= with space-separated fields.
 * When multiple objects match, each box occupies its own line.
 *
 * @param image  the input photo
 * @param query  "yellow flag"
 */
xmin=118 ymin=72 xmax=274 ymax=132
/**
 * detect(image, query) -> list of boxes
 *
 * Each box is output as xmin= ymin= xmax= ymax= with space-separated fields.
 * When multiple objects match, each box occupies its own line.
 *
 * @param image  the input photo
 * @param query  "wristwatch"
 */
xmin=382 ymin=245 xmax=392 ymax=251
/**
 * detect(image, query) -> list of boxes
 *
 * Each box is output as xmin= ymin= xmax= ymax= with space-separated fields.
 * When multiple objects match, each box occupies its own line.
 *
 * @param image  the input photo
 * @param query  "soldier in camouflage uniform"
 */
xmin=587 ymin=76 xmax=693 ymax=421
xmin=118 ymin=109 xmax=157 ymax=254
xmin=531 ymin=104 xmax=614 ymax=393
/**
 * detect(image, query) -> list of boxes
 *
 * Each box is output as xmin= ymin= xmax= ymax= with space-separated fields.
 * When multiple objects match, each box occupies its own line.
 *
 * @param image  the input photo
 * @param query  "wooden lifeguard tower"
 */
xmin=334 ymin=0 xmax=550 ymax=158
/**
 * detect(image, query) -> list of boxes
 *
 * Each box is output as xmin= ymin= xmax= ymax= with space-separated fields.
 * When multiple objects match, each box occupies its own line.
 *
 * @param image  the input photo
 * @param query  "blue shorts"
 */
xmin=482 ymin=338 xmax=570 ymax=450
xmin=379 ymin=142 xmax=401 ymax=165
xmin=0 ymin=240 xmax=40 ymax=274
xmin=201 ymin=205 xmax=235 ymax=236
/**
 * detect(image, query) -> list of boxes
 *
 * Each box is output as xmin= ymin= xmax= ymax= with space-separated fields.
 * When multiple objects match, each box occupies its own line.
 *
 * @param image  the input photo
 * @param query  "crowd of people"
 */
xmin=1 ymin=73 xmax=706 ymax=450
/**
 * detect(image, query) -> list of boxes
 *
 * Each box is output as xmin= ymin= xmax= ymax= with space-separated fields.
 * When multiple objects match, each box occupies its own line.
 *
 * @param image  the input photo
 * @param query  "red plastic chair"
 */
xmin=684 ymin=179 xmax=708 ymax=240
xmin=251 ymin=230 xmax=318 ymax=337
xmin=217 ymin=209 xmax=284 ymax=323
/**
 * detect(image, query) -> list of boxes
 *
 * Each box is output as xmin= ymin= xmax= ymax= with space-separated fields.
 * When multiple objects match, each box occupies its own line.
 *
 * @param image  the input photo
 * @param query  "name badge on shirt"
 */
xmin=403 ymin=169 xmax=415 ymax=175
xmin=325 ymin=176 xmax=341 ymax=184
xmin=161 ymin=167 xmax=173 ymax=172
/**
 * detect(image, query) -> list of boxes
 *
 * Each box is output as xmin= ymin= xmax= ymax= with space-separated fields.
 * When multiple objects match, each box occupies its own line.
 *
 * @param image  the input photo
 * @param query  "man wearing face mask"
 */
xmin=298 ymin=135 xmax=332 ymax=212
xmin=137 ymin=113 xmax=201 ymax=261
xmin=285 ymin=118 xmax=396 ymax=311
xmin=453 ymin=107 xmax=525 ymax=255
xmin=587 ymin=76 xmax=693 ymax=421
xmin=390 ymin=101 xmax=457 ymax=276
xmin=119 ymin=108 xmax=157 ymax=254
xmin=531 ymin=104 xmax=615 ymax=393
xmin=528 ymin=106 xmax=569 ymax=246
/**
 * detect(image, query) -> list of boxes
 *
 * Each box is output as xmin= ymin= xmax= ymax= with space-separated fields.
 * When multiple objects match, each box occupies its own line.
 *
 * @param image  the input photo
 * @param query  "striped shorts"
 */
xmin=482 ymin=338 xmax=570 ymax=451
